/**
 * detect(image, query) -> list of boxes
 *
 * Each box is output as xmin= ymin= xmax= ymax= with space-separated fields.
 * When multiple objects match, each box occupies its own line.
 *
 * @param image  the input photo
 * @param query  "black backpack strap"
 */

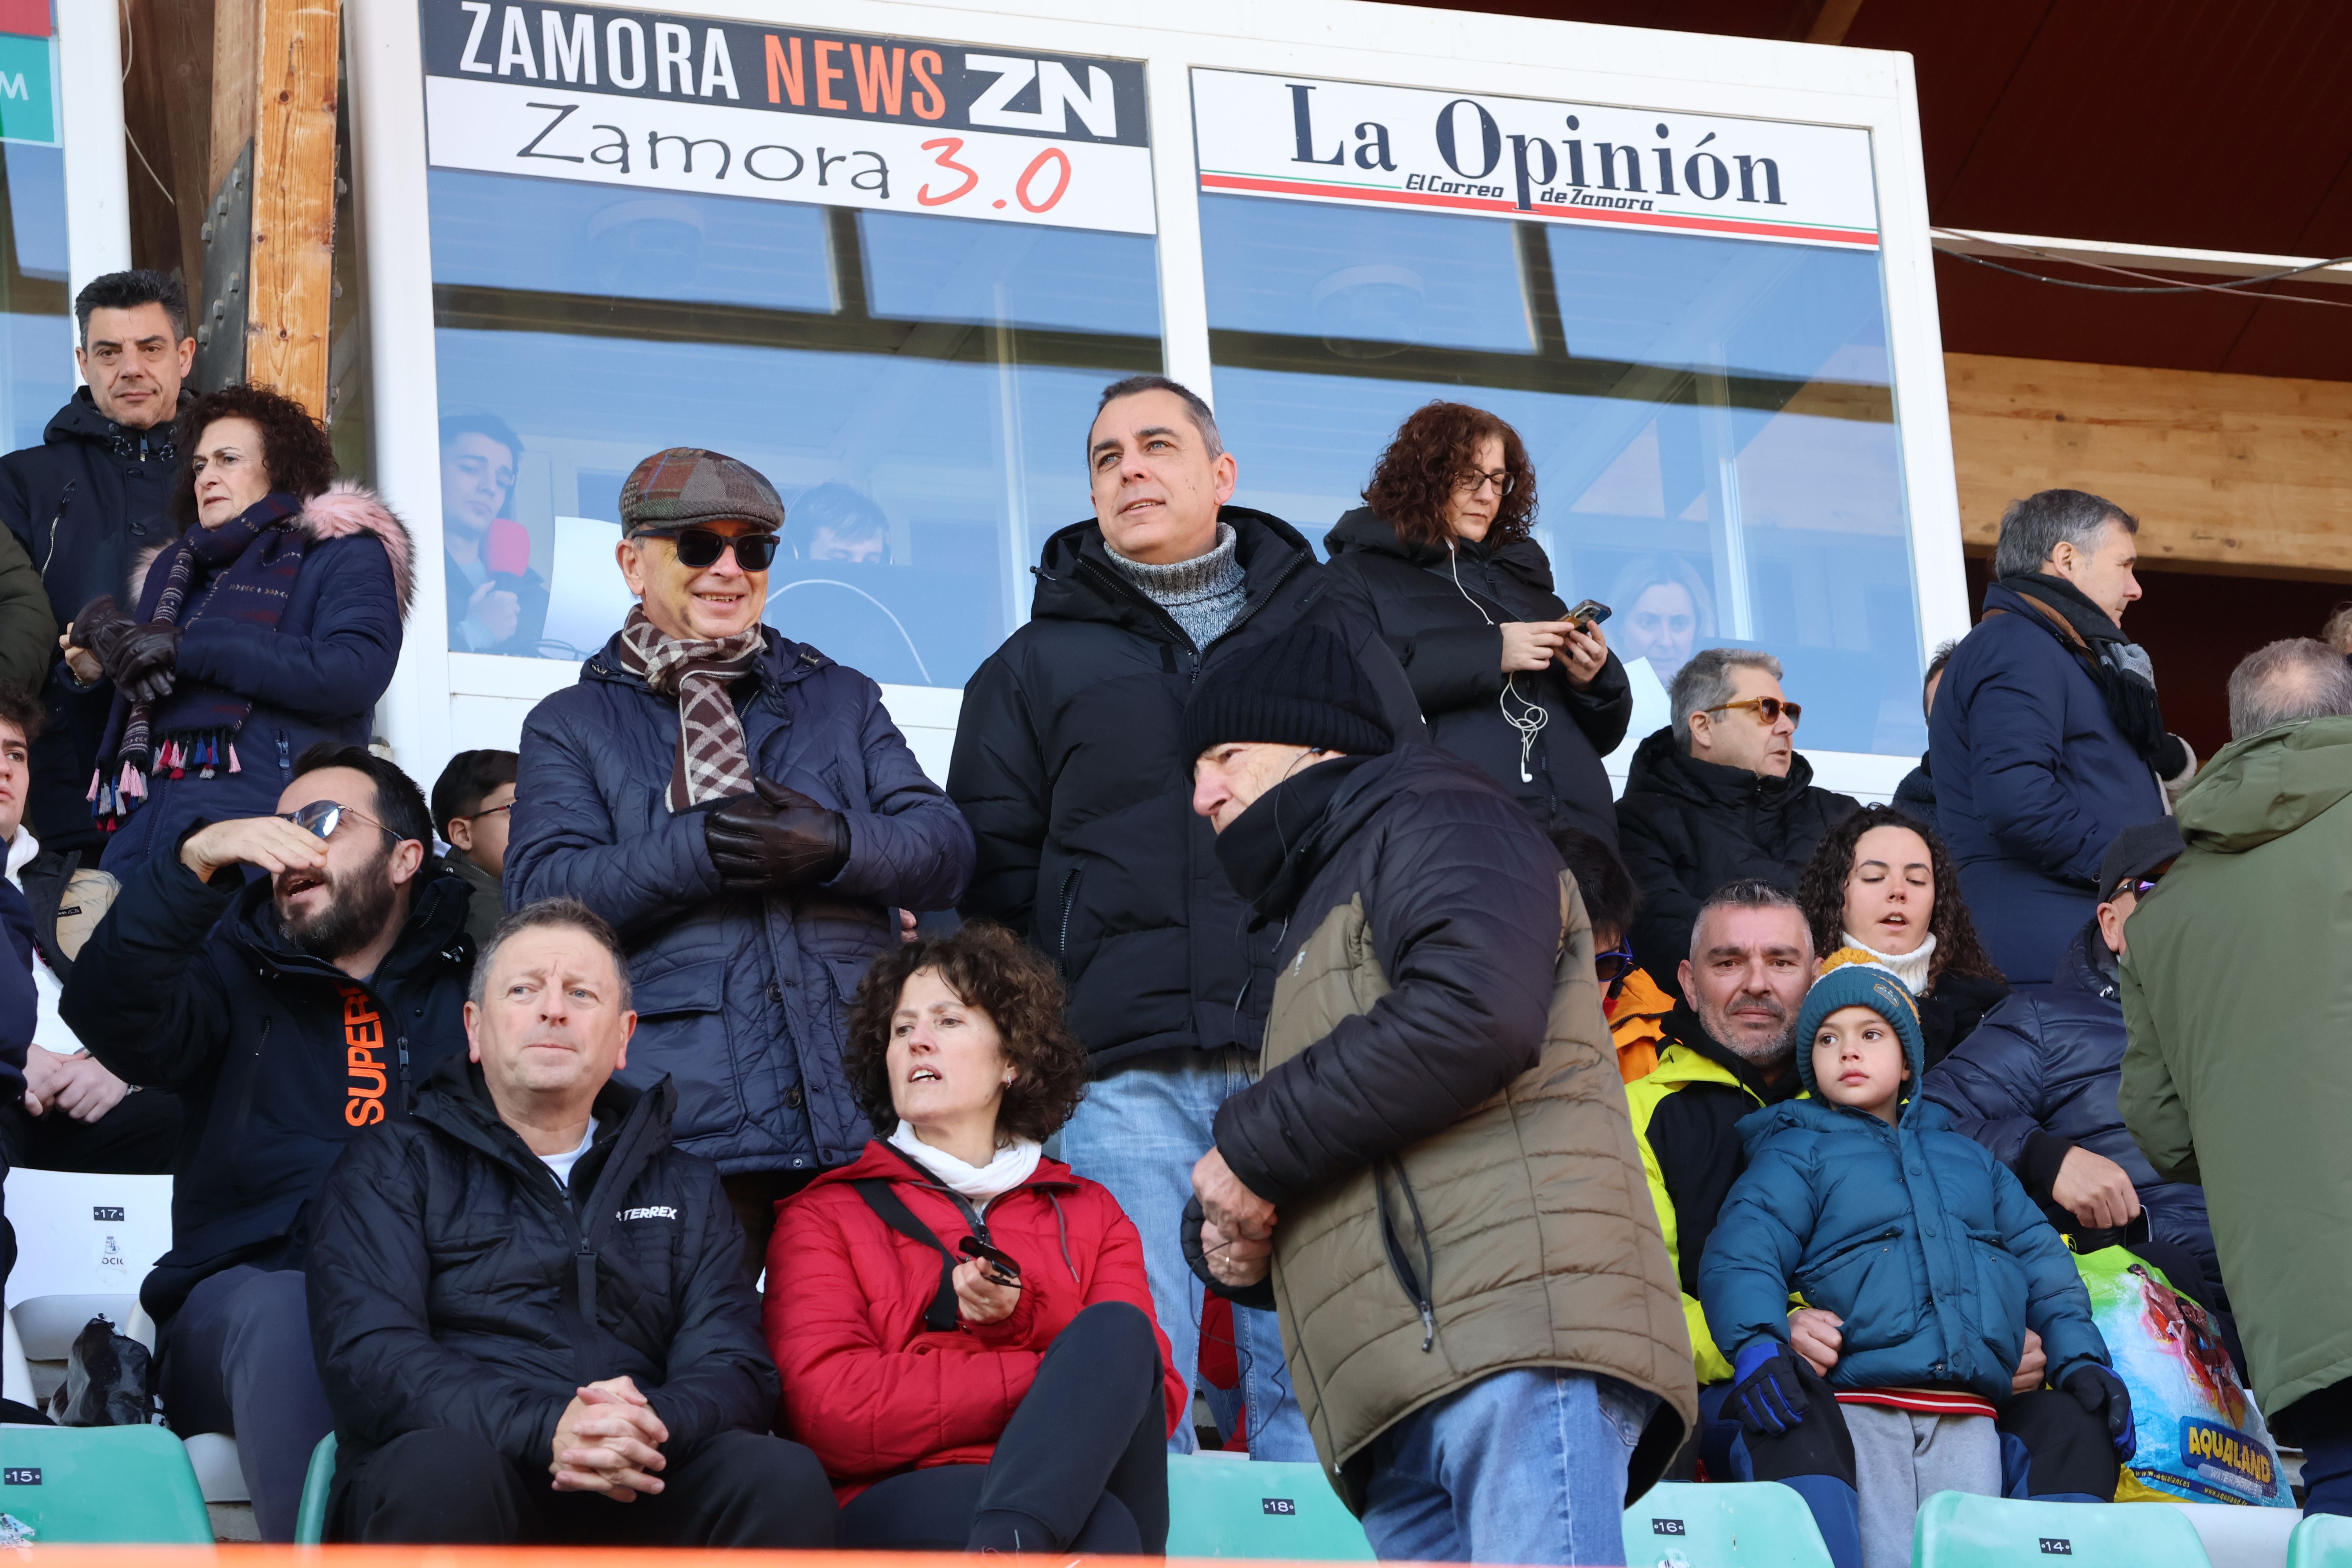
xmin=853 ymin=1180 xmax=961 ymax=1332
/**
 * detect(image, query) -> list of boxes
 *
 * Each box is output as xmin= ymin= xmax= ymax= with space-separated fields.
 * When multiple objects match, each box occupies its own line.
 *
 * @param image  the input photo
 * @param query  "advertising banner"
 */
xmin=1192 ymin=67 xmax=1877 ymax=249
xmin=422 ymin=0 xmax=1155 ymax=234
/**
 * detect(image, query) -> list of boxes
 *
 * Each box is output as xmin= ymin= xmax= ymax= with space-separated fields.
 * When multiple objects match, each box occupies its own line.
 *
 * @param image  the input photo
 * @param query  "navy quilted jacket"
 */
xmin=508 ymin=628 xmax=973 ymax=1174
xmin=1699 ymin=1094 xmax=2110 ymax=1406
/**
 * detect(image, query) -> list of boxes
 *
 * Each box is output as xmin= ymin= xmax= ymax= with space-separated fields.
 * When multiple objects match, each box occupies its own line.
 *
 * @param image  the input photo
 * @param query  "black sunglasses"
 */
xmin=634 ymin=527 xmax=782 ymax=572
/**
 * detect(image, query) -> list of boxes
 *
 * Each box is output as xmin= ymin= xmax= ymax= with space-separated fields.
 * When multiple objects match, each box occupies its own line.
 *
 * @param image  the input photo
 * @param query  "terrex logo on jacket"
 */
xmin=343 ymin=985 xmax=389 ymax=1127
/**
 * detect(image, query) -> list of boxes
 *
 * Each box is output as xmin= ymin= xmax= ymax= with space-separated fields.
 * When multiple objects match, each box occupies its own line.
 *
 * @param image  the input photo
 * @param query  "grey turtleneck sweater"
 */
xmin=1106 ymin=523 xmax=1247 ymax=649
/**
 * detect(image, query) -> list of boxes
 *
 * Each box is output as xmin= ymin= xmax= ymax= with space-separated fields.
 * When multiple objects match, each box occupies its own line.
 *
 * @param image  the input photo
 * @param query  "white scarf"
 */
xmin=887 ymin=1122 xmax=1042 ymax=1213
xmin=1842 ymin=930 xmax=1937 ymax=996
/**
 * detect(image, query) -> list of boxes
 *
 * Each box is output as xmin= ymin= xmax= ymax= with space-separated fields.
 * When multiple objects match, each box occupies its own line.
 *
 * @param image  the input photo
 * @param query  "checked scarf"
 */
xmin=92 ymin=492 xmax=307 ymax=830
xmin=614 ymin=605 xmax=766 ymax=812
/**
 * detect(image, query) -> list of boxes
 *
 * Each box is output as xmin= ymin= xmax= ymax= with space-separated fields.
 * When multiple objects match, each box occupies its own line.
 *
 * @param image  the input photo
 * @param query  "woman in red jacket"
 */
xmin=766 ymin=922 xmax=1185 ymax=1553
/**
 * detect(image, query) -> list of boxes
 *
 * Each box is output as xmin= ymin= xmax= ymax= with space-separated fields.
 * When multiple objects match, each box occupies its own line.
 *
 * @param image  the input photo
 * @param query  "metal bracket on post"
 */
xmin=193 ymin=143 xmax=254 ymax=392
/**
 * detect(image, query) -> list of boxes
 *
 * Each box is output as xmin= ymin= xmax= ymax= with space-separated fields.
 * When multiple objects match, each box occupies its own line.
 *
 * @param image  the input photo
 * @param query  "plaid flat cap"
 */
xmin=618 ymin=448 xmax=786 ymax=534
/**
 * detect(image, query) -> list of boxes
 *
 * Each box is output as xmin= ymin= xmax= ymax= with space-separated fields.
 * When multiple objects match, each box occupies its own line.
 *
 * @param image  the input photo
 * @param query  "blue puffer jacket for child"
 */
xmin=1700 ymin=1093 xmax=2109 ymax=1406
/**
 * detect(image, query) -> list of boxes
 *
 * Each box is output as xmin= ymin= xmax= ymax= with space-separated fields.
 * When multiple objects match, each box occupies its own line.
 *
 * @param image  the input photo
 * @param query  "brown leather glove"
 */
xmin=704 ymin=778 xmax=850 ymax=892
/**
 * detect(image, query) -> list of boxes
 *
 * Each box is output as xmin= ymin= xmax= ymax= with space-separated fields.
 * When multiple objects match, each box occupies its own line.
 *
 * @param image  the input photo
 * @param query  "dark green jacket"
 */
xmin=2119 ymin=714 xmax=2352 ymax=1417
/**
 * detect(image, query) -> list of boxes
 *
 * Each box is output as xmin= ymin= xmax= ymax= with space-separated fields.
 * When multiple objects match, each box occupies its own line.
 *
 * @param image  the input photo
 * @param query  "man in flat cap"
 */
xmin=508 ymin=448 xmax=974 ymax=1265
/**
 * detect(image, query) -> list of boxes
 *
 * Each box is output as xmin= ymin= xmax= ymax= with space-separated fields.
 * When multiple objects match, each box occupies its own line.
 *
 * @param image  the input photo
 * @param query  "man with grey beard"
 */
xmin=62 ymin=743 xmax=474 ymax=1541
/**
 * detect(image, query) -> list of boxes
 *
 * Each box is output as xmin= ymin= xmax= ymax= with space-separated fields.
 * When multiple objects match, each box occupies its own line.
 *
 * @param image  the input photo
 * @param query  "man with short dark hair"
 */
xmin=1616 ymin=648 xmax=1858 ymax=997
xmin=61 ymin=743 xmax=474 ymax=1540
xmin=788 ymin=482 xmax=890 ymax=565
xmin=0 ymin=269 xmax=195 ymax=854
xmin=430 ymin=747 xmax=517 ymax=949
xmin=1548 ymin=823 xmax=1667 ymax=1083
xmin=1932 ymin=489 xmax=2194 ymax=983
xmin=309 ymin=898 xmax=835 ymax=1545
xmin=1894 ymin=639 xmax=1960 ymax=822
xmin=948 ymin=374 xmax=1423 ymax=1460
xmin=0 ymin=683 xmax=180 ymax=1174
xmin=441 ymin=413 xmax=547 ymax=657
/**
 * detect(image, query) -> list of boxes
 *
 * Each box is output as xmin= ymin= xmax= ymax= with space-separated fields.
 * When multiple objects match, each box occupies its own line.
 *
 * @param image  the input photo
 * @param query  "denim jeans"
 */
xmin=1361 ymin=1368 xmax=1657 ymax=1566
xmin=1056 ymin=1047 xmax=1314 ymax=1460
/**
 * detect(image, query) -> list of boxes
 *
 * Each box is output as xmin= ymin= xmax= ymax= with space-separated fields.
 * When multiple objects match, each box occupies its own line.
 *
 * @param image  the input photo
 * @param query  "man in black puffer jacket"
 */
xmin=60 ymin=745 xmax=472 ymax=1541
xmin=308 ymin=899 xmax=834 ymax=1546
xmin=948 ymin=376 xmax=1423 ymax=1460
xmin=1924 ymin=820 xmax=2222 ymax=1306
xmin=0 ymin=271 xmax=195 ymax=855
xmin=1617 ymin=646 xmax=1858 ymax=1000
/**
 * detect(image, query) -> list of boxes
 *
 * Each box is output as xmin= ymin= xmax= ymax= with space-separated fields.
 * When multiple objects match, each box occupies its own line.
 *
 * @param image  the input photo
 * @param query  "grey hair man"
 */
xmin=1615 ymin=650 xmax=1858 ymax=997
xmin=307 ymin=897 xmax=837 ymax=1546
xmin=2226 ymin=637 xmax=2352 ymax=740
xmin=1932 ymin=489 xmax=2194 ymax=984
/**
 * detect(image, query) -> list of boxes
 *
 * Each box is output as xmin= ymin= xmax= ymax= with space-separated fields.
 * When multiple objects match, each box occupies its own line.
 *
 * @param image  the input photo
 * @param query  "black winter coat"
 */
xmin=307 ymin=1057 xmax=774 ymax=1479
xmin=0 ymin=390 xmax=187 ymax=855
xmin=1918 ymin=970 xmax=2011 ymax=1071
xmin=1615 ymin=727 xmax=1859 ymax=998
xmin=510 ymin=628 xmax=972 ymax=1174
xmin=1321 ymin=509 xmax=1631 ymax=845
xmin=60 ymin=847 xmax=475 ymax=1320
xmin=947 ymin=508 xmax=1424 ymax=1068
xmin=1210 ymin=746 xmax=1563 ymax=1203
xmin=1921 ymin=921 xmax=2216 ymax=1283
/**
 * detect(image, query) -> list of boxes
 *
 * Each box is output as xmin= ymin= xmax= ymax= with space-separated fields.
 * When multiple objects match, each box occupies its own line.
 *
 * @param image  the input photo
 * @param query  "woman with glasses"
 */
xmin=65 ymin=383 xmax=411 ymax=872
xmin=1796 ymin=804 xmax=2010 ymax=1069
xmin=1324 ymin=401 xmax=1632 ymax=846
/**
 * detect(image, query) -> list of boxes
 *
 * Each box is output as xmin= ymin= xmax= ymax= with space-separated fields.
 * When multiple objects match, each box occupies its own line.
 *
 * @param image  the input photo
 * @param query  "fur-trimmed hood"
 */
xmin=131 ymin=481 xmax=415 ymax=616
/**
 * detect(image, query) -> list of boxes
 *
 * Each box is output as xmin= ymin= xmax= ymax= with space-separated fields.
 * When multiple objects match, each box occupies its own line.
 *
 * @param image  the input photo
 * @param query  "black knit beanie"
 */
xmin=1180 ymin=622 xmax=1396 ymax=761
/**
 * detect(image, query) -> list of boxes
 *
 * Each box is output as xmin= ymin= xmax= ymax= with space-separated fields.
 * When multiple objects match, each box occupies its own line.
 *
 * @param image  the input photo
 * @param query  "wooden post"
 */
xmin=238 ymin=0 xmax=341 ymax=416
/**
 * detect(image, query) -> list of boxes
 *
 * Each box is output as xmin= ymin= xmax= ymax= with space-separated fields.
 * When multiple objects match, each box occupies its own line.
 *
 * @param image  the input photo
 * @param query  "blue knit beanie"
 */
xmin=1794 ymin=951 xmax=1927 ymax=1098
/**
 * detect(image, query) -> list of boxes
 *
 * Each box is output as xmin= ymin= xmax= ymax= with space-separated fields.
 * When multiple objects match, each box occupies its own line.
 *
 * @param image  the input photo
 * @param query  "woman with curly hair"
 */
xmin=64 ymin=382 xmax=412 ymax=869
xmin=766 ymin=922 xmax=1184 ymax=1554
xmin=1797 ymin=803 xmax=2011 ymax=1068
xmin=1324 ymin=400 xmax=1630 ymax=844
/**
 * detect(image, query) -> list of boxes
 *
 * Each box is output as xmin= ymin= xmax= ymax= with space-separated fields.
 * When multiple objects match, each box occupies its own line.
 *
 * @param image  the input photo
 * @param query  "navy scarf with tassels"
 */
xmin=92 ymin=491 xmax=307 ymax=830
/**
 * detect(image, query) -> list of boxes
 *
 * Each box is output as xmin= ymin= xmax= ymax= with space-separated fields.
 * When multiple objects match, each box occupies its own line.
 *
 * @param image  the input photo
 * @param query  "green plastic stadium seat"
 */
xmin=0 ymin=1423 xmax=212 ymax=1544
xmin=2287 ymin=1512 xmax=2352 ymax=1568
xmin=1913 ymin=1490 xmax=2215 ymax=1568
xmin=1165 ymin=1454 xmax=1375 ymax=1559
xmin=1623 ymin=1480 xmax=1837 ymax=1568
xmin=294 ymin=1431 xmax=337 ymax=1545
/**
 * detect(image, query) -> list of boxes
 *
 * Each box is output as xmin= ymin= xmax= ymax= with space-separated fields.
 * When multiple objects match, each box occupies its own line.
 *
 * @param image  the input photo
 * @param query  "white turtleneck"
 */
xmin=1841 ymin=930 xmax=1937 ymax=995
xmin=887 ymin=1121 xmax=1042 ymax=1214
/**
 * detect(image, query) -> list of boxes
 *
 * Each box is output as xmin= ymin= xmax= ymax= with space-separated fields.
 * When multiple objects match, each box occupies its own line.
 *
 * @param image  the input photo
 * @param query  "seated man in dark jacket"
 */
xmin=309 ymin=898 xmax=833 ymax=1546
xmin=1617 ymin=646 xmax=1858 ymax=999
xmin=509 ymin=448 xmax=973 ymax=1266
xmin=1923 ymin=819 xmax=2223 ymax=1308
xmin=60 ymin=744 xmax=472 ymax=1540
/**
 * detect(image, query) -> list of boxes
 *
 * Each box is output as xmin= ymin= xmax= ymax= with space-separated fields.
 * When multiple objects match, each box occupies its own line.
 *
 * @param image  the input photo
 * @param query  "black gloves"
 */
xmin=705 ymin=778 xmax=850 ymax=892
xmin=2062 ymin=1365 xmax=2136 ymax=1460
xmin=72 ymin=595 xmax=181 ymax=704
xmin=1730 ymin=1343 xmax=1811 ymax=1438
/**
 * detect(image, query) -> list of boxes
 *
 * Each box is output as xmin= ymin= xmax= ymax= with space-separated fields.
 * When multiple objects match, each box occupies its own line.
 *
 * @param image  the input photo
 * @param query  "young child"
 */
xmin=1697 ymin=953 xmax=2132 ymax=1568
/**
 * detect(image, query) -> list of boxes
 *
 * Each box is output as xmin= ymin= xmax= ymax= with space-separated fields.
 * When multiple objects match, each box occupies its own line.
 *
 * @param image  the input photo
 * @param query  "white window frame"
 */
xmin=348 ymin=0 xmax=1964 ymax=800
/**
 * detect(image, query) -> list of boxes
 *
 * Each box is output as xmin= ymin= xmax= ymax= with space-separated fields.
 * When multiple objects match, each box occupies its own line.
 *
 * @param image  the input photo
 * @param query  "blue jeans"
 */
xmin=1057 ymin=1048 xmax=1313 ymax=1460
xmin=1361 ymin=1369 xmax=1657 ymax=1566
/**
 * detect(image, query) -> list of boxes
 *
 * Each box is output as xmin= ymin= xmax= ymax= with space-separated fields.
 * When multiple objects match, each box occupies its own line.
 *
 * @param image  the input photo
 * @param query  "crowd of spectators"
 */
xmin=0 ymin=269 xmax=2339 ymax=1568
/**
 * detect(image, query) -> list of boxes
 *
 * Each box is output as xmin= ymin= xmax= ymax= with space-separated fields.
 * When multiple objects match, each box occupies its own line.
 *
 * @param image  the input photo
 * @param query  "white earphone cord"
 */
xmin=1448 ymin=541 xmax=1546 ymax=784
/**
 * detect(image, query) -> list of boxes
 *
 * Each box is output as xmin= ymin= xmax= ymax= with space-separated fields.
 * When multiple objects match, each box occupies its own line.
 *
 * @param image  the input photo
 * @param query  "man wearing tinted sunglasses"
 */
xmin=507 ymin=447 xmax=974 ymax=1269
xmin=1616 ymin=646 xmax=1859 ymax=1003
xmin=59 ymin=743 xmax=475 ymax=1539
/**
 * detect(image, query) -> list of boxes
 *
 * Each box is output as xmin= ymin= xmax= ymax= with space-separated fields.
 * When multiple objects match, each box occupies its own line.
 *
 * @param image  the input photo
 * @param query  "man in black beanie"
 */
xmin=1182 ymin=623 xmax=1695 ymax=1561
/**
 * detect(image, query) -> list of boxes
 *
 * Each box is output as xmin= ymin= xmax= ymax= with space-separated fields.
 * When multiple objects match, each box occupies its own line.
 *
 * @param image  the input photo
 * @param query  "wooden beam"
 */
xmin=243 ymin=0 xmax=340 ymax=415
xmin=119 ymin=0 xmax=217 ymax=287
xmin=1946 ymin=352 xmax=2352 ymax=577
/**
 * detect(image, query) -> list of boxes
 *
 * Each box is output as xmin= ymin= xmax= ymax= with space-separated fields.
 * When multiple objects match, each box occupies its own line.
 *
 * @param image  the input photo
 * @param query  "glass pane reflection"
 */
xmin=428 ymin=170 xmax=1162 ymax=687
xmin=1201 ymin=194 xmax=1921 ymax=759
